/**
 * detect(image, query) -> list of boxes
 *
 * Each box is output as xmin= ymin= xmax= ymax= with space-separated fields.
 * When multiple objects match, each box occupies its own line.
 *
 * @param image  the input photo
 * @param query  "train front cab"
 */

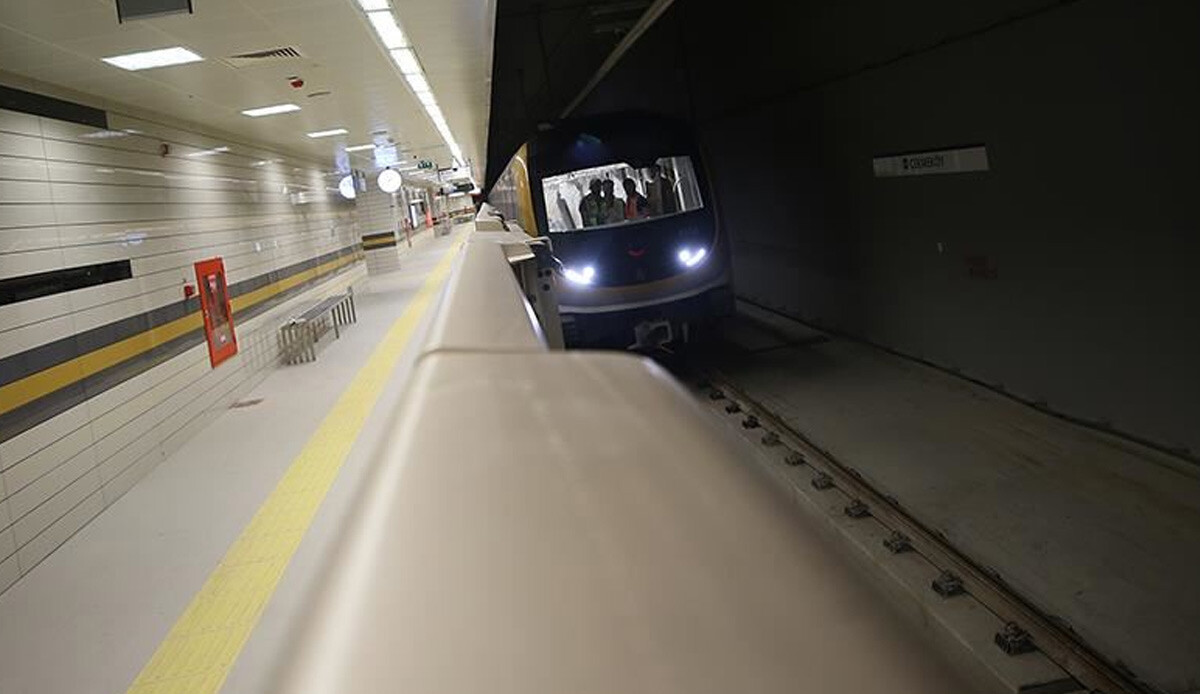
xmin=528 ymin=116 xmax=733 ymax=348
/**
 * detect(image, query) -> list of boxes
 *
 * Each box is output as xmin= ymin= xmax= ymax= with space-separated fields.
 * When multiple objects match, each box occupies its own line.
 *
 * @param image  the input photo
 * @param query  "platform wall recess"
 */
xmin=0 ymin=77 xmax=366 ymax=595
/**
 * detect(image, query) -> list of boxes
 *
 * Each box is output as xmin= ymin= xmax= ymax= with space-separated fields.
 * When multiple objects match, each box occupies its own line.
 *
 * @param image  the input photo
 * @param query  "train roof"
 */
xmin=529 ymin=111 xmax=701 ymax=177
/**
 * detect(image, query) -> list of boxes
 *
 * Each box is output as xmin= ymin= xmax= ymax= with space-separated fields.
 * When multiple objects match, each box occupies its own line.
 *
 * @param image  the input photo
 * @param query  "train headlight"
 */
xmin=677 ymin=247 xmax=708 ymax=269
xmin=563 ymin=265 xmax=596 ymax=286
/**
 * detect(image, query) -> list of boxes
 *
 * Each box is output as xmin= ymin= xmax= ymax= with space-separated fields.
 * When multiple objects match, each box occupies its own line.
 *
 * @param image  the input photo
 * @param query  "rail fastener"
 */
xmin=811 ymin=472 xmax=834 ymax=490
xmin=883 ymin=531 xmax=913 ymax=554
xmin=995 ymin=622 xmax=1036 ymax=656
xmin=844 ymin=499 xmax=870 ymax=518
xmin=784 ymin=450 xmax=806 ymax=466
xmin=932 ymin=570 xmax=966 ymax=598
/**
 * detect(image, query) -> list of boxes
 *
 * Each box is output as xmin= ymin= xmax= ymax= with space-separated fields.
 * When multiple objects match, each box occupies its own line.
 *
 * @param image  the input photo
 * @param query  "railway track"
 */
xmin=685 ymin=368 xmax=1155 ymax=694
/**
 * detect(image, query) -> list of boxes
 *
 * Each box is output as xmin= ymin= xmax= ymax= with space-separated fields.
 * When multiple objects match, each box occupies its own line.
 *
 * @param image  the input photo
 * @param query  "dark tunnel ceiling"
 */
xmin=486 ymin=0 xmax=651 ymax=186
xmin=484 ymin=0 xmax=1073 ymax=188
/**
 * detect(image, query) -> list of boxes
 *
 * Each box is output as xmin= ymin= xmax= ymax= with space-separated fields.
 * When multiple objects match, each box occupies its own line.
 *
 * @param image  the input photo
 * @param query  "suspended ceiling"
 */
xmin=0 ymin=0 xmax=495 ymax=175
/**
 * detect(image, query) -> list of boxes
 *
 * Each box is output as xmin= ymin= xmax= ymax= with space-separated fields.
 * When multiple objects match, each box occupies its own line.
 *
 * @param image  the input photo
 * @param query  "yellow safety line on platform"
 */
xmin=124 ymin=237 xmax=464 ymax=694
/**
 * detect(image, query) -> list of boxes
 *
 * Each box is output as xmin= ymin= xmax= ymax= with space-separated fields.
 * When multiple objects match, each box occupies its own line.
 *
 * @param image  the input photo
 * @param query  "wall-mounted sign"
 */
xmin=873 ymin=145 xmax=988 ymax=177
xmin=194 ymin=257 xmax=238 ymax=368
xmin=417 ymin=160 xmax=434 ymax=169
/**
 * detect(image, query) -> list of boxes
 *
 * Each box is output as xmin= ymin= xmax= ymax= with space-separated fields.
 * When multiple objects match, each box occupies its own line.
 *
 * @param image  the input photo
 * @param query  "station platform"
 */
xmin=704 ymin=304 xmax=1200 ymax=693
xmin=0 ymin=225 xmax=468 ymax=694
xmin=2 ymin=218 xmax=1187 ymax=694
xmin=0 ymin=222 xmax=989 ymax=694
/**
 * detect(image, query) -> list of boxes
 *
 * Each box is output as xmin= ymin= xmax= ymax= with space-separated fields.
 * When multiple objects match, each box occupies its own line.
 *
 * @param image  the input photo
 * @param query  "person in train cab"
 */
xmin=556 ymin=191 xmax=577 ymax=230
xmin=644 ymin=164 xmax=677 ymax=216
xmin=600 ymin=178 xmax=624 ymax=224
xmin=579 ymin=178 xmax=604 ymax=227
xmin=622 ymin=177 xmax=650 ymax=220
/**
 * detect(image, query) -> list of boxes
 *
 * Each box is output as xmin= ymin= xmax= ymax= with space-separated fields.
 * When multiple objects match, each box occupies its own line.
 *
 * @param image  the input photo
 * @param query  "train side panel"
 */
xmin=490 ymin=144 xmax=538 ymax=235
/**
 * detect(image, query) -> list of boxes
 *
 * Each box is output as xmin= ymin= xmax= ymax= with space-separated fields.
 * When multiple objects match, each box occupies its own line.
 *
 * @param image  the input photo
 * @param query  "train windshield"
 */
xmin=541 ymin=155 xmax=703 ymax=232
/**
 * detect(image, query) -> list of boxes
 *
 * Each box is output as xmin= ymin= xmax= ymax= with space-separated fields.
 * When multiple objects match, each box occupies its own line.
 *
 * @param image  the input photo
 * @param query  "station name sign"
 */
xmin=873 ymin=145 xmax=989 ymax=177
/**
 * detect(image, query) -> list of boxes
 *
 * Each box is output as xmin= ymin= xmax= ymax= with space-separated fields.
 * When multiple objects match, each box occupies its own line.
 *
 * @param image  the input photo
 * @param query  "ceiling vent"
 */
xmin=223 ymin=47 xmax=304 ymax=69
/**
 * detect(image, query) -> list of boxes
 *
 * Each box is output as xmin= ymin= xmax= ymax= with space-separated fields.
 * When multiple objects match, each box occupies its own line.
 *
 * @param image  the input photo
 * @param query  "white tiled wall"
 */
xmin=0 ymin=97 xmax=366 ymax=594
xmin=358 ymin=185 xmax=407 ymax=275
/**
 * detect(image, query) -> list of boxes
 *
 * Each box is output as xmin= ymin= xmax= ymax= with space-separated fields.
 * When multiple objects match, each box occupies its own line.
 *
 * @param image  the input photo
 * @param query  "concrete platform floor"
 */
xmin=706 ymin=305 xmax=1200 ymax=694
xmin=0 ymin=226 xmax=466 ymax=694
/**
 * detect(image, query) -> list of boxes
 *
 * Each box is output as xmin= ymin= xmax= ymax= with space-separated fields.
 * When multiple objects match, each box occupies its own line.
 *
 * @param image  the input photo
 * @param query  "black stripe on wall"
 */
xmin=0 ymin=84 xmax=108 ymax=130
xmin=0 ymin=260 xmax=133 ymax=307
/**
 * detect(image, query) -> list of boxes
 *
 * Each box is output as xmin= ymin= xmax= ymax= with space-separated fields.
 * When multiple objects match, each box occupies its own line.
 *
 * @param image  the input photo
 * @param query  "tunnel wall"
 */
xmin=578 ymin=0 xmax=1200 ymax=457
xmin=0 ymin=75 xmax=365 ymax=593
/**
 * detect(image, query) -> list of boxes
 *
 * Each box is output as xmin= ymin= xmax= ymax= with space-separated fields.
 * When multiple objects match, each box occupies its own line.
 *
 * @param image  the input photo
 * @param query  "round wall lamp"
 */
xmin=378 ymin=168 xmax=402 ymax=194
xmin=338 ymin=174 xmax=357 ymax=200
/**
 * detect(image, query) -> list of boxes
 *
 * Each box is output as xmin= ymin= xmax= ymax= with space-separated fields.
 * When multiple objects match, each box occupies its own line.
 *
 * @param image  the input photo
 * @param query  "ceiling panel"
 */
xmin=0 ymin=0 xmax=494 ymax=175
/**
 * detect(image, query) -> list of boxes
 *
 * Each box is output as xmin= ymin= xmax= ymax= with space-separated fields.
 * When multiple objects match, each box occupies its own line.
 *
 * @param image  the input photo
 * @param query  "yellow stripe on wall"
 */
xmin=0 ymin=252 xmax=361 ymax=419
xmin=0 ymin=313 xmax=206 ymax=418
xmin=229 ymin=253 xmax=359 ymax=314
xmin=124 ymin=238 xmax=462 ymax=694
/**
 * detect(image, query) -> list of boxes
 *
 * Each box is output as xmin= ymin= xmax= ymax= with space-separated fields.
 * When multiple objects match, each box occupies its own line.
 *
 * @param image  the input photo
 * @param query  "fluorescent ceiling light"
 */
xmin=357 ymin=0 xmax=390 ymax=9
xmin=405 ymin=72 xmax=430 ymax=93
xmin=390 ymin=48 xmax=421 ymax=74
xmin=188 ymin=146 xmax=230 ymax=158
xmin=80 ymin=130 xmax=130 ymax=140
xmin=103 ymin=46 xmax=203 ymax=71
xmin=307 ymin=128 xmax=349 ymax=138
xmin=241 ymin=103 xmax=300 ymax=117
xmin=416 ymin=91 xmax=436 ymax=107
xmin=345 ymin=144 xmax=376 ymax=152
xmin=368 ymin=11 xmax=408 ymax=49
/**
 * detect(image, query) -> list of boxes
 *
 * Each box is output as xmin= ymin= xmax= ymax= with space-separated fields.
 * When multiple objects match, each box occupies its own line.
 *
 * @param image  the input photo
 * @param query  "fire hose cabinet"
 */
xmin=194 ymin=257 xmax=238 ymax=368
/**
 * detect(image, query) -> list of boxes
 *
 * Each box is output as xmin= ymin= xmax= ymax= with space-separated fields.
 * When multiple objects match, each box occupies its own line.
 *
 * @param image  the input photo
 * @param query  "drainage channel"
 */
xmin=690 ymin=371 xmax=1152 ymax=694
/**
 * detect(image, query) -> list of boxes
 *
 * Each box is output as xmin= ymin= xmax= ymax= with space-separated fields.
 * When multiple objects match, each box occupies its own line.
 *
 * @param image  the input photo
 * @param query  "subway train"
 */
xmin=488 ymin=112 xmax=733 ymax=347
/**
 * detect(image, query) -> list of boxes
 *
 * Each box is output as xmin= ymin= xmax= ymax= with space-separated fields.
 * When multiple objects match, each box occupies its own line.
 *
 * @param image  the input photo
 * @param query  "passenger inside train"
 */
xmin=544 ymin=156 xmax=703 ymax=231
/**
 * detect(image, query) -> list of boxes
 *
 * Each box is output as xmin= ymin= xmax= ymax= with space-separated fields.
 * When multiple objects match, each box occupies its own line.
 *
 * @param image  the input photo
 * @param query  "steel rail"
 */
xmin=699 ymin=369 xmax=1156 ymax=694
